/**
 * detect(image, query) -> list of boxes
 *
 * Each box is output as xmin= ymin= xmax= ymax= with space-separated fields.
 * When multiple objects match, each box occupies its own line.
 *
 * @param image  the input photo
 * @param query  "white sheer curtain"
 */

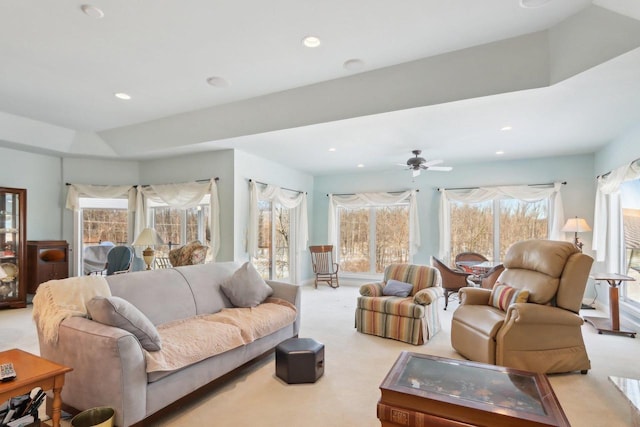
xmin=593 ymin=160 xmax=640 ymax=271
xmin=136 ymin=178 xmax=220 ymax=260
xmin=247 ymin=181 xmax=308 ymax=283
xmin=438 ymin=182 xmax=565 ymax=261
xmin=66 ymin=184 xmax=136 ymax=212
xmin=327 ymin=190 xmax=420 ymax=257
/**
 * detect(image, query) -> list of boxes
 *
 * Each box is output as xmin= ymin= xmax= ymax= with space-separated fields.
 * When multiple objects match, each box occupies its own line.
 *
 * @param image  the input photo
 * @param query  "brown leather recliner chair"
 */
xmin=450 ymin=239 xmax=593 ymax=374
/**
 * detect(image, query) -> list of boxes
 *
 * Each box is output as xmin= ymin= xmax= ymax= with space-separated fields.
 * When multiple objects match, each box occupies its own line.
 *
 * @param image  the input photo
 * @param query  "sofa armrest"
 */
xmin=38 ymin=317 xmax=147 ymax=427
xmin=458 ymin=287 xmax=491 ymax=305
xmin=266 ymin=280 xmax=301 ymax=335
xmin=359 ymin=282 xmax=384 ymax=296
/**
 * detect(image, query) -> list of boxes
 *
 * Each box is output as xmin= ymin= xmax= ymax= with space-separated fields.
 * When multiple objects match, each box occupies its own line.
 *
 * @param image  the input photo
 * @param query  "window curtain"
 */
xmin=438 ymin=182 xmax=565 ymax=261
xmin=593 ymin=160 xmax=640 ymax=271
xmin=247 ymin=181 xmax=308 ymax=283
xmin=136 ymin=178 xmax=220 ymax=260
xmin=327 ymin=190 xmax=420 ymax=258
xmin=65 ymin=184 xmax=136 ymax=213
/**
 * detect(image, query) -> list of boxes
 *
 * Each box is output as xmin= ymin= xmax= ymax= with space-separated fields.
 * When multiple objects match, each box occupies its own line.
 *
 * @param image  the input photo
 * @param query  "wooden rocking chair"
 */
xmin=309 ymin=245 xmax=340 ymax=289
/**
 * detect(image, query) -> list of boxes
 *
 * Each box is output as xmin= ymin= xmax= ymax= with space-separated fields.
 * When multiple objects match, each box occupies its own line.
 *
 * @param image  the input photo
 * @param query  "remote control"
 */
xmin=1 ymin=362 xmax=16 ymax=381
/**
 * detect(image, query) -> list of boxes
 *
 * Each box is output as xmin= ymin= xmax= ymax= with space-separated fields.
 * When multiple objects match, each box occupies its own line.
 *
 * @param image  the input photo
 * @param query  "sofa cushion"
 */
xmin=221 ymin=262 xmax=273 ymax=307
xmin=87 ymin=296 xmax=162 ymax=351
xmin=383 ymin=279 xmax=414 ymax=297
xmin=357 ymin=296 xmax=425 ymax=319
xmin=489 ymin=283 xmax=529 ymax=311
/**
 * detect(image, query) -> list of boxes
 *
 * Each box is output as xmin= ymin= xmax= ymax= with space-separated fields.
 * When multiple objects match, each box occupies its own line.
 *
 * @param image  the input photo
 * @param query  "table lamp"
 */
xmin=133 ymin=228 xmax=163 ymax=270
xmin=562 ymin=216 xmax=592 ymax=252
xmin=0 ymin=265 xmax=6 ymax=280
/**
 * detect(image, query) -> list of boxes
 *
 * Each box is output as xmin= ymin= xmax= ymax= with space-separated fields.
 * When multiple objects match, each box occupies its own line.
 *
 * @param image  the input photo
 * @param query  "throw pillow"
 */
xmin=86 ymin=296 xmax=162 ymax=351
xmin=382 ymin=279 xmax=414 ymax=297
xmin=221 ymin=262 xmax=273 ymax=308
xmin=489 ymin=283 xmax=529 ymax=311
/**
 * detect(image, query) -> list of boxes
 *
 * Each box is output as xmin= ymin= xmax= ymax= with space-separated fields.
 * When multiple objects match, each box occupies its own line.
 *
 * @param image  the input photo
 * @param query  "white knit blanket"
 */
xmin=32 ymin=275 xmax=112 ymax=344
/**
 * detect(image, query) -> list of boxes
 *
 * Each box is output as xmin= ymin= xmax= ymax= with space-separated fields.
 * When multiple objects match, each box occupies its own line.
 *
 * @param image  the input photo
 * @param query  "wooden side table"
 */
xmin=584 ymin=273 xmax=636 ymax=338
xmin=0 ymin=349 xmax=72 ymax=427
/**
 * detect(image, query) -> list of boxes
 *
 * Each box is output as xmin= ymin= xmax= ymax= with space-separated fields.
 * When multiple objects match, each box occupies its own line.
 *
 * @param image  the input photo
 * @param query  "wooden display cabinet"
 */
xmin=0 ymin=187 xmax=27 ymax=309
xmin=26 ymin=240 xmax=69 ymax=294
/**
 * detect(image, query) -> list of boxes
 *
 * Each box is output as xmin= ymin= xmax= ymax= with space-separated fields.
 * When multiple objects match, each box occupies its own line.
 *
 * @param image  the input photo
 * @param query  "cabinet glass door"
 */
xmin=0 ymin=187 xmax=27 ymax=308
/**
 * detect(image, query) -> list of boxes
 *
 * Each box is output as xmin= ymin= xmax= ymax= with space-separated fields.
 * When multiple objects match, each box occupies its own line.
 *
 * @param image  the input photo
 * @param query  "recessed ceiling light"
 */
xmin=114 ymin=92 xmax=131 ymax=100
xmin=206 ymin=76 xmax=229 ymax=88
xmin=328 ymin=148 xmax=336 ymax=152
xmin=519 ymin=0 xmax=553 ymax=8
xmin=81 ymin=4 xmax=104 ymax=19
xmin=357 ymin=164 xmax=364 ymax=168
xmin=302 ymin=36 xmax=321 ymax=48
xmin=496 ymin=150 xmax=505 ymax=155
xmin=343 ymin=59 xmax=365 ymax=71
xmin=501 ymin=126 xmax=512 ymax=131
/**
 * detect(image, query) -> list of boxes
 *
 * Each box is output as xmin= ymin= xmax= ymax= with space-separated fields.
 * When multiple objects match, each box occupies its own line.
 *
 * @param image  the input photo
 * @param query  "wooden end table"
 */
xmin=584 ymin=273 xmax=636 ymax=338
xmin=0 ymin=349 xmax=72 ymax=427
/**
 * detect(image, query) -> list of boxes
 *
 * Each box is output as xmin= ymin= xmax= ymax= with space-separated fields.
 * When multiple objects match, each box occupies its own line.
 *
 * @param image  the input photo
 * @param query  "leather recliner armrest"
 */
xmin=504 ymin=303 xmax=584 ymax=326
xmin=458 ymin=287 xmax=491 ymax=305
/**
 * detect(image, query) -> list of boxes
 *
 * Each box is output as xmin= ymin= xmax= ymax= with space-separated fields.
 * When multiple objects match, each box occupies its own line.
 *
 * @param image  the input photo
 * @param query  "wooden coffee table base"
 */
xmin=0 ymin=349 xmax=72 ymax=427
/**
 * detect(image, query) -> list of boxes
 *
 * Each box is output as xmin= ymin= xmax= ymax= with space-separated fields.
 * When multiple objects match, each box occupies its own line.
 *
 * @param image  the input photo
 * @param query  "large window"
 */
xmin=450 ymin=198 xmax=548 ymax=263
xmin=252 ymin=200 xmax=290 ymax=280
xmin=80 ymin=198 xmax=129 ymax=246
xmin=149 ymin=201 xmax=210 ymax=258
xmin=337 ymin=204 xmax=409 ymax=274
xmin=621 ymin=179 xmax=640 ymax=306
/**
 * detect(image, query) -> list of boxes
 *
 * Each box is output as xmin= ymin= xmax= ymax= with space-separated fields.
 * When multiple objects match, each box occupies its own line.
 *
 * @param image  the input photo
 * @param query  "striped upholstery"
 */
xmin=355 ymin=264 xmax=442 ymax=345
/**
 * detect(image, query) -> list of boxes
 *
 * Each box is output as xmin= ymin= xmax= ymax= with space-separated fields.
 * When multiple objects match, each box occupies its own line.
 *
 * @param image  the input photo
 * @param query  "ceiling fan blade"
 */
xmin=427 ymin=166 xmax=453 ymax=172
xmin=423 ymin=159 xmax=444 ymax=167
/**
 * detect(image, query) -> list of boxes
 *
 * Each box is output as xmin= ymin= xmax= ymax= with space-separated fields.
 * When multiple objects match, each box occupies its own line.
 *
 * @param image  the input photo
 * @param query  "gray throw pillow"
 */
xmin=221 ymin=262 xmax=273 ymax=308
xmin=382 ymin=279 xmax=414 ymax=297
xmin=86 ymin=296 xmax=162 ymax=351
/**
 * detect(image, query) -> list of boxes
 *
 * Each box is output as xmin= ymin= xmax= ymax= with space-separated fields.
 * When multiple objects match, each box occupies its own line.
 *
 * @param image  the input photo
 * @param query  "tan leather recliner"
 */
xmin=450 ymin=239 xmax=593 ymax=374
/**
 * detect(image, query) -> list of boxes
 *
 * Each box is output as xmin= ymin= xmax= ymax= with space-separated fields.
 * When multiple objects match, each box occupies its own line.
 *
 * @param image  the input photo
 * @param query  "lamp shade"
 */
xmin=561 ymin=217 xmax=592 ymax=233
xmin=0 ymin=265 xmax=6 ymax=280
xmin=133 ymin=228 xmax=164 ymax=247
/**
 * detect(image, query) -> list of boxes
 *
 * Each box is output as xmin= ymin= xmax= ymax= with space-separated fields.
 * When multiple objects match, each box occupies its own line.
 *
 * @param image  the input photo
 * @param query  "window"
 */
xmin=450 ymin=198 xmax=549 ymax=263
xmin=149 ymin=200 xmax=210 ymax=258
xmin=80 ymin=198 xmax=129 ymax=246
xmin=621 ymin=179 xmax=640 ymax=306
xmin=337 ymin=204 xmax=409 ymax=274
xmin=252 ymin=200 xmax=290 ymax=280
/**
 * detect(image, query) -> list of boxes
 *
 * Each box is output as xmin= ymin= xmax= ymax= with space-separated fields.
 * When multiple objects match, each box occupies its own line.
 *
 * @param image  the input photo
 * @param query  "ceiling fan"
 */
xmin=404 ymin=149 xmax=452 ymax=177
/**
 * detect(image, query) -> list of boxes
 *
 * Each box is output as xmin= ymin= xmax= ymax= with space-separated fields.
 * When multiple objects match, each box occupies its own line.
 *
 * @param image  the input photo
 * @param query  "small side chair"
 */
xmin=430 ymin=256 xmax=473 ymax=310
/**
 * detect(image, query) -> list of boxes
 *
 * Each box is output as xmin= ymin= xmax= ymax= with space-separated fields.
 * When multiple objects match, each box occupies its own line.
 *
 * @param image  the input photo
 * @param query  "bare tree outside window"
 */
xmin=450 ymin=198 xmax=548 ymax=265
xmin=338 ymin=205 xmax=409 ymax=274
xmin=82 ymin=208 xmax=128 ymax=245
xmin=253 ymin=200 xmax=290 ymax=280
xmin=450 ymin=200 xmax=493 ymax=264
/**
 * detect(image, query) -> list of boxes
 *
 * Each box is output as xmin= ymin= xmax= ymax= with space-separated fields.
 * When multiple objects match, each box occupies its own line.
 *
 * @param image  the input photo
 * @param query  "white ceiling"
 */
xmin=1 ymin=0 xmax=640 ymax=175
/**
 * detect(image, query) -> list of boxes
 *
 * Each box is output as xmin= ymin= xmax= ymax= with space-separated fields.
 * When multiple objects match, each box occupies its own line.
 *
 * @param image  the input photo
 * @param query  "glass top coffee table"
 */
xmin=378 ymin=352 xmax=570 ymax=427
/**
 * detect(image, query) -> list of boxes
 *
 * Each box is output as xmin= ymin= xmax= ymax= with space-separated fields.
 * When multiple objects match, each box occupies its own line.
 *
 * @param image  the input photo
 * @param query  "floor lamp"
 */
xmin=133 ymin=228 xmax=163 ymax=270
xmin=562 ymin=216 xmax=593 ymax=309
xmin=561 ymin=216 xmax=592 ymax=253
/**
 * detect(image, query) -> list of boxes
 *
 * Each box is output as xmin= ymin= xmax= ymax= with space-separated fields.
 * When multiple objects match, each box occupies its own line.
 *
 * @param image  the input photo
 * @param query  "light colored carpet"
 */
xmin=2 ymin=285 xmax=639 ymax=426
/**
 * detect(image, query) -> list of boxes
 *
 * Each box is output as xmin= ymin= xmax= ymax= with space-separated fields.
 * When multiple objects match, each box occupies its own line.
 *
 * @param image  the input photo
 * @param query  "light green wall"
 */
xmin=313 ymin=154 xmax=596 ymax=268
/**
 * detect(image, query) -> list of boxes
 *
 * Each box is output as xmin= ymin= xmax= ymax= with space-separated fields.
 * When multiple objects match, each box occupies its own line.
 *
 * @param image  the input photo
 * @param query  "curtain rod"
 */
xmin=596 ymin=157 xmax=640 ymax=179
xmin=437 ymin=181 xmax=566 ymax=191
xmin=249 ymin=179 xmax=305 ymax=195
xmin=66 ymin=177 xmax=219 ymax=186
xmin=327 ymin=189 xmax=419 ymax=197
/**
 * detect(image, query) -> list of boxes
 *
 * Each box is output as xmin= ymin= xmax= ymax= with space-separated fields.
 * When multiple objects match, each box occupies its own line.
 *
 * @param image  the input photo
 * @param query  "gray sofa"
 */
xmin=35 ymin=262 xmax=301 ymax=427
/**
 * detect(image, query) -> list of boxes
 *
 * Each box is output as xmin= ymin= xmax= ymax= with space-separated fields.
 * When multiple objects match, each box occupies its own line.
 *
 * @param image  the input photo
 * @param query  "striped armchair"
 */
xmin=355 ymin=264 xmax=443 ymax=345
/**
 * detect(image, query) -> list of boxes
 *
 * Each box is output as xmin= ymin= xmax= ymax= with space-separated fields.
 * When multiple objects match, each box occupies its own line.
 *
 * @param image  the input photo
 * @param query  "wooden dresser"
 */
xmin=26 ymin=240 xmax=69 ymax=294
